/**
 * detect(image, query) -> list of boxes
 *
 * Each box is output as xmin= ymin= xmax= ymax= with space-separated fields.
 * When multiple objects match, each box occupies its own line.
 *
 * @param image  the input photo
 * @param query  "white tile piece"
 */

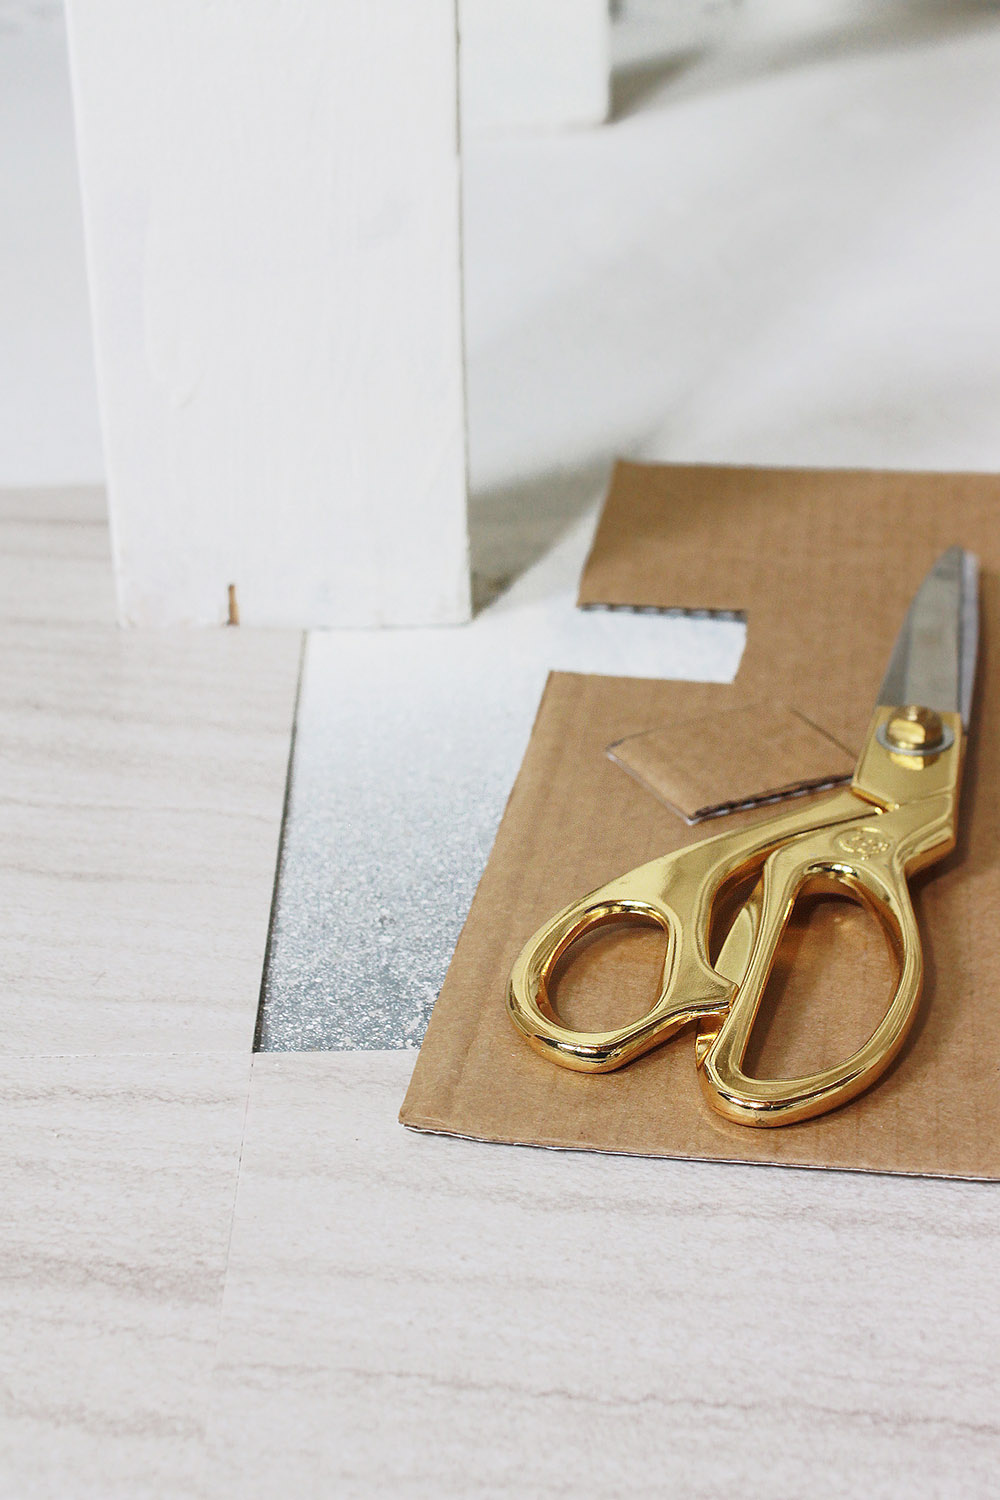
xmin=0 ymin=489 xmax=301 ymax=1054
xmin=207 ymin=1052 xmax=1000 ymax=1499
xmin=0 ymin=1052 xmax=249 ymax=1500
xmin=0 ymin=487 xmax=113 ymax=626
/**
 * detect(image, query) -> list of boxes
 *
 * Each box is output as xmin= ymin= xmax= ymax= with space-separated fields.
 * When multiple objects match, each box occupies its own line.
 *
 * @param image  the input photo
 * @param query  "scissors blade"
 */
xmin=877 ymin=546 xmax=980 ymax=727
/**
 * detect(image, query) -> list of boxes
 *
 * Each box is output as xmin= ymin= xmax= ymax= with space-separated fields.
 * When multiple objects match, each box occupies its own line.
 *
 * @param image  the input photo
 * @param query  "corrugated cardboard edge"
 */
xmin=607 ymin=701 xmax=856 ymax=822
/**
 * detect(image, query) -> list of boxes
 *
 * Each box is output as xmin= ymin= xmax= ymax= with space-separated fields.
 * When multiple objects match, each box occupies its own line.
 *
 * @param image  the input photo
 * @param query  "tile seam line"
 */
xmin=200 ymin=1049 xmax=255 ymax=1479
xmin=252 ymin=629 xmax=308 ymax=1054
xmin=0 ymin=1050 xmax=290 ymax=1061
xmin=202 ymin=634 xmax=305 ymax=1470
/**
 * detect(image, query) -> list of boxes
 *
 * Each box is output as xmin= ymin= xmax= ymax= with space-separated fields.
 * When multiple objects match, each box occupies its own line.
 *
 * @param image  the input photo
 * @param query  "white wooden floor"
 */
xmin=4 ymin=490 xmax=999 ymax=1498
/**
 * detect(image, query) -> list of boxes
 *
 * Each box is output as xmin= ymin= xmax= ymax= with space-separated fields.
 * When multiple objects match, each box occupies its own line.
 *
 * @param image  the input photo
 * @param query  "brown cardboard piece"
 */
xmin=401 ymin=462 xmax=1000 ymax=1178
xmin=608 ymin=702 xmax=856 ymax=822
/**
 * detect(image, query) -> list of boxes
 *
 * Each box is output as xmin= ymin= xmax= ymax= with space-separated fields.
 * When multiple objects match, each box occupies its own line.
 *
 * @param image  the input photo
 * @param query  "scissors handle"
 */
xmin=696 ymin=797 xmax=944 ymax=1125
xmin=507 ymin=786 xmax=875 ymax=1073
xmin=507 ymin=707 xmax=963 ymax=1123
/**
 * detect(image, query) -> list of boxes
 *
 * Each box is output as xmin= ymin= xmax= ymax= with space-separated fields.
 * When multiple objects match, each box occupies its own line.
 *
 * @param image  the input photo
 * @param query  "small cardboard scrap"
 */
xmin=608 ymin=701 xmax=856 ymax=822
xmin=401 ymin=462 xmax=1000 ymax=1179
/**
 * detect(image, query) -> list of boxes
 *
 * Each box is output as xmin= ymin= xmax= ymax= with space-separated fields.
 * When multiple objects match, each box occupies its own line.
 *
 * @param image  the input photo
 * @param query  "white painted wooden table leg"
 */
xmin=64 ymin=1 xmax=470 ymax=628
xmin=459 ymin=0 xmax=610 ymax=133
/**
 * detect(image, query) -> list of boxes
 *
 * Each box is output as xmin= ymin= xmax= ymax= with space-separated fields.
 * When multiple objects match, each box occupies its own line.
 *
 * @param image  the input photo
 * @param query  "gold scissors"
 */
xmin=507 ymin=547 xmax=979 ymax=1127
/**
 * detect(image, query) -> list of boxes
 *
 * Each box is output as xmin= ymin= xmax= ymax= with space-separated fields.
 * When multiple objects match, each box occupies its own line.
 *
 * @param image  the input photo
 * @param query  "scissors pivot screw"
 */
xmin=835 ymin=828 xmax=891 ymax=860
xmin=885 ymin=704 xmax=944 ymax=749
xmin=881 ymin=705 xmax=948 ymax=756
xmin=881 ymin=699 xmax=953 ymax=750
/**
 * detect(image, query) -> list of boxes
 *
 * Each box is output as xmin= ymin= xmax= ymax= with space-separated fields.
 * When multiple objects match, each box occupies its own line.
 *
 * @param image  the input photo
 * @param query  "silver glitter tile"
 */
xmin=257 ymin=511 xmax=745 ymax=1051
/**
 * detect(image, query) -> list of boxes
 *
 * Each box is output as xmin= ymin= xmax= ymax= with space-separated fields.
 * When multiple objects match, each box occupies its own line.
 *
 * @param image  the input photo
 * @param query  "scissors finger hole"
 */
xmin=546 ymin=915 xmax=672 ymax=1035
xmin=741 ymin=883 xmax=900 ymax=1082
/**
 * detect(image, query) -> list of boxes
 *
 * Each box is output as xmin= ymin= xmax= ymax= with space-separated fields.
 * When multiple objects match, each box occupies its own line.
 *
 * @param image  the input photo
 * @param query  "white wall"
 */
xmin=460 ymin=0 xmax=610 ymax=133
xmin=0 ymin=3 xmax=103 ymax=486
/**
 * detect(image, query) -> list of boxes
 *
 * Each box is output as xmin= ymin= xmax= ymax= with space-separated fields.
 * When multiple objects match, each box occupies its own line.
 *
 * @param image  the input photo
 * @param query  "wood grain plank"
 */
xmin=0 ymin=1052 xmax=250 ymax=1500
xmin=207 ymin=1052 xmax=1000 ymax=1499
xmin=0 ymin=490 xmax=301 ymax=1053
xmin=0 ymin=486 xmax=113 ymax=627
